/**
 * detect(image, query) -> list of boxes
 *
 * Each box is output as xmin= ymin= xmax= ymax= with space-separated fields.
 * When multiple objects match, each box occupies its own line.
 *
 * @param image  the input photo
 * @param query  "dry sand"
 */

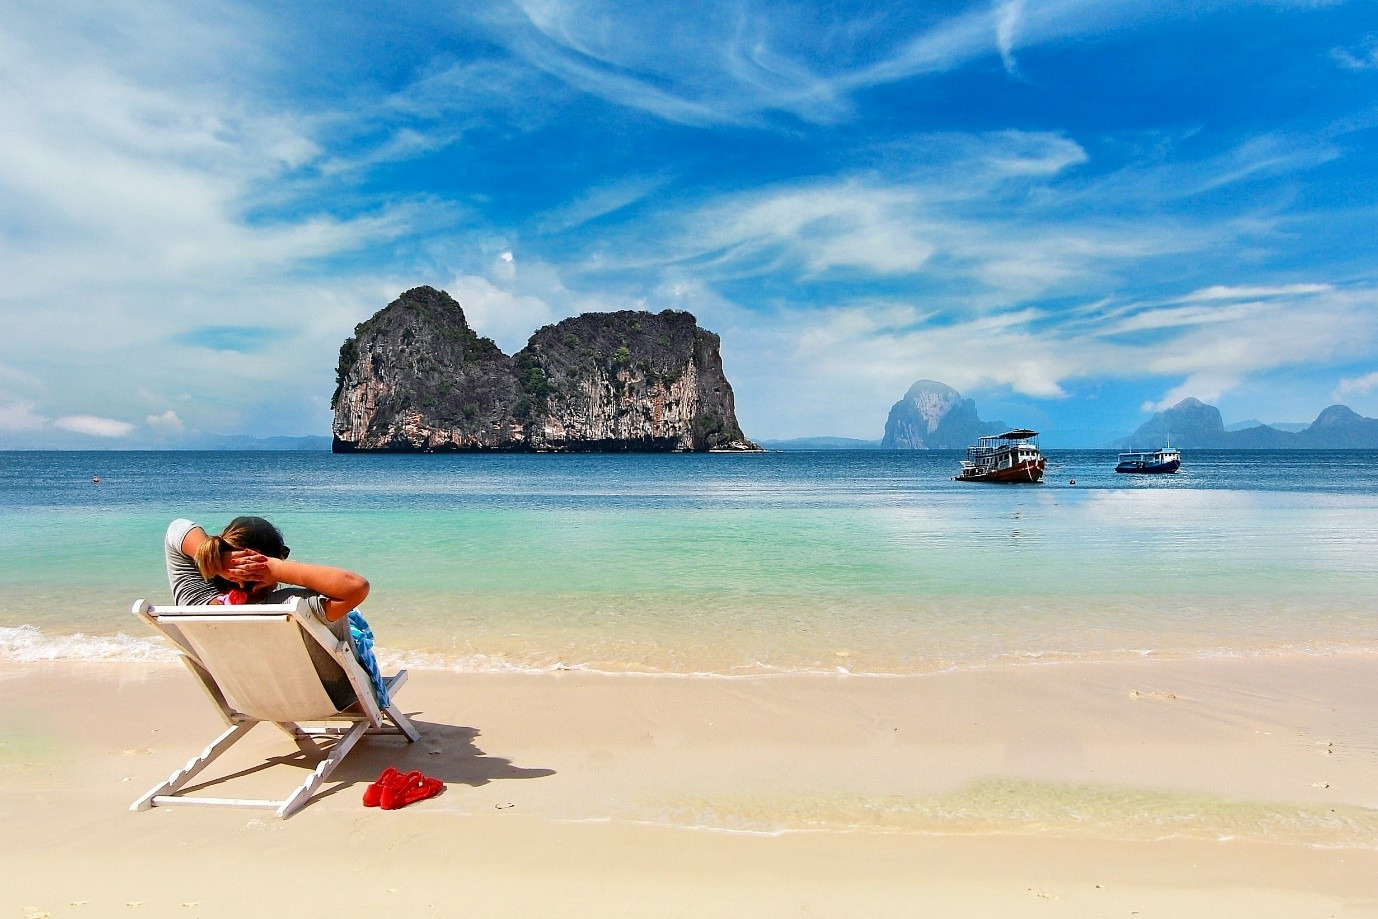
xmin=2 ymin=654 xmax=1377 ymax=917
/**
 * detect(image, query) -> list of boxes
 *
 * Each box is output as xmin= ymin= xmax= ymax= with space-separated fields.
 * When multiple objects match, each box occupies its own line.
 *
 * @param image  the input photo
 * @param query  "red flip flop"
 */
xmin=380 ymin=771 xmax=444 ymax=810
xmin=362 ymin=767 xmax=404 ymax=807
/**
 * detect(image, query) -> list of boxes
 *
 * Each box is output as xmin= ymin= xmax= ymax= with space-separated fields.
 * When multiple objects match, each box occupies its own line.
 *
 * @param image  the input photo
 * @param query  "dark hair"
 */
xmin=194 ymin=516 xmax=290 ymax=588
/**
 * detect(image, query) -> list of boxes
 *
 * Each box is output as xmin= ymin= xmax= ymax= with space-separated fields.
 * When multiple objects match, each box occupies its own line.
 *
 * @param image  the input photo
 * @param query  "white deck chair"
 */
xmin=130 ymin=596 xmax=420 ymax=819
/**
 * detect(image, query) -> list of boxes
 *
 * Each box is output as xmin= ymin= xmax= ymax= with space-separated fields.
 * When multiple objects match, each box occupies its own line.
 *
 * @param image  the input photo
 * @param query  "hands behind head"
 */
xmin=222 ymin=548 xmax=271 ymax=587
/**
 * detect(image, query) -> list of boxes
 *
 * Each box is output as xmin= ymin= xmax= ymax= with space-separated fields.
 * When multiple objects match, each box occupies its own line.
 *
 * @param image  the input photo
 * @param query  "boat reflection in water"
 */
xmin=954 ymin=429 xmax=1047 ymax=483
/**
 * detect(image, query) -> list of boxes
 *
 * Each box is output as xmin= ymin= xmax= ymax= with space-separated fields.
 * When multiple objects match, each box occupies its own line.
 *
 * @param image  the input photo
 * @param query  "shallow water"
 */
xmin=2 ymin=450 xmax=1376 ymax=673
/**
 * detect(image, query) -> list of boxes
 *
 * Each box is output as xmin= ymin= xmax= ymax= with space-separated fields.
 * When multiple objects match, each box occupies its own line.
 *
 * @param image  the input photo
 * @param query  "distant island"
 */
xmin=1110 ymin=398 xmax=1378 ymax=449
xmin=880 ymin=380 xmax=1006 ymax=449
xmin=759 ymin=436 xmax=884 ymax=450
xmin=331 ymin=286 xmax=758 ymax=452
xmin=181 ymin=434 xmax=331 ymax=451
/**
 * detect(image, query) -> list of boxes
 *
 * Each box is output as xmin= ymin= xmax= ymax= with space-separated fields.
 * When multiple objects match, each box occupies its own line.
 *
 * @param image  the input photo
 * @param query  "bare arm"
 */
xmin=263 ymin=556 xmax=370 ymax=622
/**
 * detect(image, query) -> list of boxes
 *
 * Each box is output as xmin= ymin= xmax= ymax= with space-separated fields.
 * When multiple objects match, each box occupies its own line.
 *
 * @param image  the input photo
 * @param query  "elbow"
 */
xmin=344 ymin=574 xmax=370 ymax=608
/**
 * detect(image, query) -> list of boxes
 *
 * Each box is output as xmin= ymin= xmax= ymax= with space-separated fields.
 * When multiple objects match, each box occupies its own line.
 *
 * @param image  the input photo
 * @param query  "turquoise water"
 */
xmin=2 ymin=450 xmax=1376 ymax=673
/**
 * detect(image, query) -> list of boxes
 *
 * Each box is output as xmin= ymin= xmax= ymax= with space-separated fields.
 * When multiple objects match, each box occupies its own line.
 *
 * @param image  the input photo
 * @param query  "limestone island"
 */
xmin=332 ymin=286 xmax=760 ymax=453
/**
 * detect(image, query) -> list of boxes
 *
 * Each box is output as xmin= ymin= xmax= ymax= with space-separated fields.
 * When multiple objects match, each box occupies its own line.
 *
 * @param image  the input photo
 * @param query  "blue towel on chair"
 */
xmin=347 ymin=610 xmax=390 ymax=708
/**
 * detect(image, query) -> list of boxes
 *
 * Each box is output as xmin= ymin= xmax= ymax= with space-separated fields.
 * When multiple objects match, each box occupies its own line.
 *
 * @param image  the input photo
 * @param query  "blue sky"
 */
xmin=3 ymin=0 xmax=1378 ymax=447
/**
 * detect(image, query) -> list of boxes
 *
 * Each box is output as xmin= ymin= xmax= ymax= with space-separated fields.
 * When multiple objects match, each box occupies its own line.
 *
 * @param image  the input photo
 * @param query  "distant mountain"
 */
xmin=1110 ymin=399 xmax=1378 ymax=449
xmin=880 ymin=380 xmax=1006 ymax=449
xmin=183 ymin=434 xmax=332 ymax=451
xmin=759 ymin=436 xmax=884 ymax=450
xmin=0 ymin=430 xmax=332 ymax=451
xmin=1224 ymin=419 xmax=1308 ymax=433
xmin=1298 ymin=404 xmax=1378 ymax=447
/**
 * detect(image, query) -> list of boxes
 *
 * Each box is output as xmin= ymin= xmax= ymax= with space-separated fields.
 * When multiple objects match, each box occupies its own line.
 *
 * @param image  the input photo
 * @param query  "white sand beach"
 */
xmin=3 ymin=654 xmax=1377 ymax=917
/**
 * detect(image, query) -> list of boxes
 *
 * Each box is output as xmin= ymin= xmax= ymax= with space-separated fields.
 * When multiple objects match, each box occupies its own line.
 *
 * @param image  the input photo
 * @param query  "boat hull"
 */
xmin=955 ymin=459 xmax=1047 ymax=483
xmin=1115 ymin=459 xmax=1180 ymax=474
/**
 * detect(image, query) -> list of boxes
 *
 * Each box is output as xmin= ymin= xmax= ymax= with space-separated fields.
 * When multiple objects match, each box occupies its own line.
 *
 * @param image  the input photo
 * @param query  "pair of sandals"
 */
xmin=362 ymin=767 xmax=444 ymax=809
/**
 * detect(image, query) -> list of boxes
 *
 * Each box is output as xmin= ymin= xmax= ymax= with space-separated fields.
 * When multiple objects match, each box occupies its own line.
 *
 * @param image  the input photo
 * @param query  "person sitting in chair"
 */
xmin=164 ymin=517 xmax=388 ymax=706
xmin=165 ymin=516 xmax=367 ymax=619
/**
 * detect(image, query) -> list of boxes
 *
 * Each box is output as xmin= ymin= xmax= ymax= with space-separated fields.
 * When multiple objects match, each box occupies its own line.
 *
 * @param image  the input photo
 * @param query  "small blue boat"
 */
xmin=1115 ymin=441 xmax=1181 ymax=474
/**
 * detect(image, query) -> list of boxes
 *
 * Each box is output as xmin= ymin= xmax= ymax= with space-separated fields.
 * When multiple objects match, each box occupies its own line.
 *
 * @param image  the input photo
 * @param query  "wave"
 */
xmin=0 ymin=625 xmax=178 ymax=663
xmin=5 ymin=623 xmax=1377 ymax=676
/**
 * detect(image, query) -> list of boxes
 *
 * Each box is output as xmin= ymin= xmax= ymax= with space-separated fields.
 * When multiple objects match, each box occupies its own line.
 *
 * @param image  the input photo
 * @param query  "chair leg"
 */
xmin=378 ymin=670 xmax=420 ymax=742
xmin=131 ymin=721 xmax=255 ymax=811
xmin=385 ymin=704 xmax=421 ymax=742
xmin=276 ymin=719 xmax=370 ymax=819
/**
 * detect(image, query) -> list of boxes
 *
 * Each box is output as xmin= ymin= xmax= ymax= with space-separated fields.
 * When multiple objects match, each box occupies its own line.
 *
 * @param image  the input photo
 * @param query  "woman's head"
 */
xmin=195 ymin=516 xmax=290 ymax=596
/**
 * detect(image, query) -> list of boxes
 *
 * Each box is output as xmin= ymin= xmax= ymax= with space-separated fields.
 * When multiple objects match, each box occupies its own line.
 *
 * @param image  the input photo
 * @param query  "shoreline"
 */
xmin=3 ymin=653 xmax=1378 ymax=915
xmin=6 ymin=620 xmax=1378 ymax=678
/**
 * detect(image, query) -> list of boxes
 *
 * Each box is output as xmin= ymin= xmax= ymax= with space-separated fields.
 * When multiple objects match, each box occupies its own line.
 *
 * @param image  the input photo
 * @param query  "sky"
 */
xmin=3 ymin=0 xmax=1378 ymax=448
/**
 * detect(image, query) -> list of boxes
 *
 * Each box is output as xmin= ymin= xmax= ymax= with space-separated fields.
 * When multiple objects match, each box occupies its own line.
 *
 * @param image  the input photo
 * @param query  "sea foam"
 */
xmin=0 ymin=625 xmax=176 ymax=663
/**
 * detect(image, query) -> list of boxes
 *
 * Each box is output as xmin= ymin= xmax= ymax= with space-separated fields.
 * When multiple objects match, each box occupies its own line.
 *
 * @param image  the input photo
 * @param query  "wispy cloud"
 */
xmin=535 ymin=174 xmax=672 ymax=234
xmin=3 ymin=0 xmax=1376 ymax=445
xmin=996 ymin=0 xmax=1026 ymax=76
xmin=1174 ymin=283 xmax=1334 ymax=302
xmin=466 ymin=0 xmax=1173 ymax=127
xmin=1332 ymin=35 xmax=1378 ymax=70
xmin=54 ymin=415 xmax=135 ymax=438
xmin=726 ymin=283 xmax=1378 ymax=437
xmin=0 ymin=0 xmax=444 ymax=435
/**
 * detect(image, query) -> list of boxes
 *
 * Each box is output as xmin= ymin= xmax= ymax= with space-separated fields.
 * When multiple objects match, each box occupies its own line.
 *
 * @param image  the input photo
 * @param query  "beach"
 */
xmin=4 ymin=653 xmax=1377 ymax=917
xmin=4 ymin=450 xmax=1378 ymax=915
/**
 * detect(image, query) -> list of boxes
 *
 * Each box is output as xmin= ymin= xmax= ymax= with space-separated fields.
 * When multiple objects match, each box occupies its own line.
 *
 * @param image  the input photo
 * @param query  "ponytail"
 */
xmin=195 ymin=534 xmax=231 ymax=581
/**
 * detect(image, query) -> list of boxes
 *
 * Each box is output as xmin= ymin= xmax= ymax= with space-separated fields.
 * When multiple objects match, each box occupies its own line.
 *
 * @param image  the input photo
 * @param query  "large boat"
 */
xmin=1115 ymin=442 xmax=1181 ymax=474
xmin=954 ymin=429 xmax=1047 ymax=483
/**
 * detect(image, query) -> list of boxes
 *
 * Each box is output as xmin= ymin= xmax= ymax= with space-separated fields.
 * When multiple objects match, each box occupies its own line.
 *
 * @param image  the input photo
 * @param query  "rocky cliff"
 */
xmin=880 ymin=380 xmax=1006 ymax=449
xmin=1113 ymin=398 xmax=1378 ymax=449
xmin=331 ymin=287 xmax=757 ymax=452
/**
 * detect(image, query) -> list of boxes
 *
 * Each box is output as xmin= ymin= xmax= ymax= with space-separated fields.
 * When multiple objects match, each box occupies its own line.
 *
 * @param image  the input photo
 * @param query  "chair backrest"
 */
xmin=133 ymin=597 xmax=381 ymax=725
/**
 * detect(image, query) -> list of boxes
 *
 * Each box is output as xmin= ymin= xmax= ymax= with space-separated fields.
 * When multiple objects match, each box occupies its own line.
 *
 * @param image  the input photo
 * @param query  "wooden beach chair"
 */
xmin=129 ymin=596 xmax=420 ymax=819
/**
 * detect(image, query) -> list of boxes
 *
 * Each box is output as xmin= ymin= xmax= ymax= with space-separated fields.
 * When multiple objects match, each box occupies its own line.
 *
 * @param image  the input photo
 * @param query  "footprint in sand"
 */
xmin=1128 ymin=689 xmax=1178 ymax=701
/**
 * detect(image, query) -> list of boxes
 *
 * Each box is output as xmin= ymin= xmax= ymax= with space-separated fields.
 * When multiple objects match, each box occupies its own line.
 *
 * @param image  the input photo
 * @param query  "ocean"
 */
xmin=2 ymin=449 xmax=1376 ymax=674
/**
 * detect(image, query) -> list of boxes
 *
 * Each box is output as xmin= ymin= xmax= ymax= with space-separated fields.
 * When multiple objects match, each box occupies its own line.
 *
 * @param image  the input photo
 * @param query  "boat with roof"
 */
xmin=1115 ymin=439 xmax=1181 ymax=474
xmin=954 ymin=429 xmax=1047 ymax=483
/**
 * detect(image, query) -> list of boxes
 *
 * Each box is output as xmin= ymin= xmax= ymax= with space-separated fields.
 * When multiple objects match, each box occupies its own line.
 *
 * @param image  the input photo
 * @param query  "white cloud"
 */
xmin=996 ymin=0 xmax=1025 ymax=76
xmin=54 ymin=415 xmax=135 ymax=438
xmin=1141 ymin=374 xmax=1236 ymax=412
xmin=473 ymin=0 xmax=1172 ymax=126
xmin=1105 ymin=303 xmax=1255 ymax=335
xmin=1332 ymin=36 xmax=1378 ymax=71
xmin=535 ymin=174 xmax=672 ymax=233
xmin=493 ymin=251 xmax=517 ymax=281
xmin=1334 ymin=371 xmax=1378 ymax=397
xmin=1176 ymin=283 xmax=1333 ymax=302
xmin=0 ymin=399 xmax=47 ymax=431
xmin=0 ymin=3 xmax=441 ymax=438
xmin=446 ymin=274 xmax=562 ymax=353
xmin=588 ymin=132 xmax=1169 ymax=305
xmin=722 ymin=282 xmax=1378 ymax=439
xmin=146 ymin=410 xmax=184 ymax=433
xmin=692 ymin=181 xmax=937 ymax=277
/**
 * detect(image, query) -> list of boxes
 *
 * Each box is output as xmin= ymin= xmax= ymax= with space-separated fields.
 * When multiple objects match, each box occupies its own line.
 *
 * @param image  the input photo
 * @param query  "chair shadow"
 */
xmin=178 ymin=716 xmax=556 ymax=806
xmin=334 ymin=718 xmax=557 ymax=791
